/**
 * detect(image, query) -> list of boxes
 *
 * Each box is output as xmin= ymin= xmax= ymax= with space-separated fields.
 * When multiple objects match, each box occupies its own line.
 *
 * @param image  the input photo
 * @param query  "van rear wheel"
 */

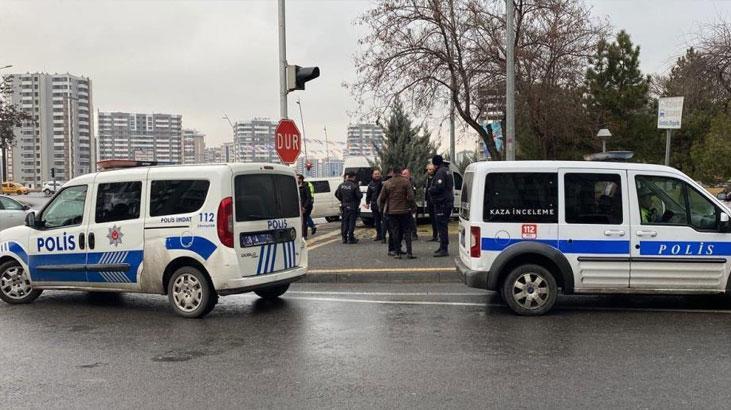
xmin=501 ymin=264 xmax=557 ymax=316
xmin=167 ymin=267 xmax=217 ymax=318
xmin=254 ymin=284 xmax=290 ymax=300
xmin=0 ymin=260 xmax=42 ymax=304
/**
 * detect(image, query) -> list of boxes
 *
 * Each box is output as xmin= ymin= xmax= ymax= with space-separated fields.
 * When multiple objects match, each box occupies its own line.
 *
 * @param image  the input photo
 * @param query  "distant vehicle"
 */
xmin=307 ymin=177 xmax=342 ymax=222
xmin=1 ymin=182 xmax=29 ymax=195
xmin=0 ymin=162 xmax=308 ymax=318
xmin=42 ymin=181 xmax=63 ymax=196
xmin=0 ymin=195 xmax=32 ymax=231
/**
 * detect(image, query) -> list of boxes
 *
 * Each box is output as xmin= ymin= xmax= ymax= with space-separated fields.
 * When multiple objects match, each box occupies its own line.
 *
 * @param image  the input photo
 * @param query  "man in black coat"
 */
xmin=335 ymin=172 xmax=363 ymax=244
xmin=424 ymin=163 xmax=438 ymax=242
xmin=428 ymin=155 xmax=454 ymax=257
xmin=297 ymin=174 xmax=314 ymax=240
xmin=365 ymin=169 xmax=384 ymax=241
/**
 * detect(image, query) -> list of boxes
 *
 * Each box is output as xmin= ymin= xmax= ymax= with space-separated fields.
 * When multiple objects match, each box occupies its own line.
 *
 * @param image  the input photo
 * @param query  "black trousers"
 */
xmin=391 ymin=213 xmax=413 ymax=255
xmin=372 ymin=204 xmax=384 ymax=239
xmin=434 ymin=202 xmax=451 ymax=251
xmin=302 ymin=209 xmax=312 ymax=239
xmin=383 ymin=214 xmax=396 ymax=252
xmin=427 ymin=201 xmax=438 ymax=239
xmin=341 ymin=208 xmax=358 ymax=242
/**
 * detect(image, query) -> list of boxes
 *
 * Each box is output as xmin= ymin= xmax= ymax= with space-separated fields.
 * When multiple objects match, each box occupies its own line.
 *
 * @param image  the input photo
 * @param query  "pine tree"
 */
xmin=374 ymin=99 xmax=437 ymax=201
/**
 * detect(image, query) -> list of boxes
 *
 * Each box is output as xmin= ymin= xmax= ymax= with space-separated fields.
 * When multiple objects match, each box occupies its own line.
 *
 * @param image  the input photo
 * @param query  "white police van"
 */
xmin=457 ymin=161 xmax=731 ymax=315
xmin=0 ymin=163 xmax=307 ymax=318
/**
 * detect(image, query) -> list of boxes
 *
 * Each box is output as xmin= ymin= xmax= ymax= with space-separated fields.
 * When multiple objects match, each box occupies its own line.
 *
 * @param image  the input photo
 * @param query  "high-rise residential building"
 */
xmin=182 ymin=129 xmax=206 ymax=164
xmin=97 ymin=112 xmax=183 ymax=164
xmin=233 ymin=118 xmax=280 ymax=163
xmin=295 ymin=156 xmax=344 ymax=178
xmin=345 ymin=124 xmax=384 ymax=159
xmin=203 ymin=142 xmax=234 ymax=164
xmin=3 ymin=73 xmax=94 ymax=186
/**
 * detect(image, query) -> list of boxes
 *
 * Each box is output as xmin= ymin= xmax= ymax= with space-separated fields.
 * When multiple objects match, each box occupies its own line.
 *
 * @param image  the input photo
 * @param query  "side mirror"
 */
xmin=24 ymin=212 xmax=36 ymax=229
xmin=21 ymin=204 xmax=30 ymax=211
xmin=720 ymin=212 xmax=730 ymax=233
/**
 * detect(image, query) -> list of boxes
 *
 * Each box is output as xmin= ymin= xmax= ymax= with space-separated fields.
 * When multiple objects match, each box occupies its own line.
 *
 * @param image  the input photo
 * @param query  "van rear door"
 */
xmin=233 ymin=171 xmax=301 ymax=276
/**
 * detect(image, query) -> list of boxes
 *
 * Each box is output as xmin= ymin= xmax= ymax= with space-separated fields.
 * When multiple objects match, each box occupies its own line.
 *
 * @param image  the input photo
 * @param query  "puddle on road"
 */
xmin=151 ymin=350 xmax=205 ymax=362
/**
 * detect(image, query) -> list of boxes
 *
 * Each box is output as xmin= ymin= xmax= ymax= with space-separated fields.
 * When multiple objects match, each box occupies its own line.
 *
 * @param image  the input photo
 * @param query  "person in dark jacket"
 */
xmin=378 ymin=166 xmax=417 ymax=259
xmin=297 ymin=174 xmax=314 ymax=240
xmin=424 ymin=163 xmax=438 ymax=242
xmin=401 ymin=168 xmax=419 ymax=240
xmin=335 ymin=172 xmax=363 ymax=244
xmin=428 ymin=155 xmax=454 ymax=257
xmin=365 ymin=169 xmax=384 ymax=241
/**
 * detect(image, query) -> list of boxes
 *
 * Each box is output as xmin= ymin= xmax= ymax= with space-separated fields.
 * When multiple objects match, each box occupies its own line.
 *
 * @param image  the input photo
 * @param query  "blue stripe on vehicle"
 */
xmin=640 ymin=241 xmax=731 ymax=256
xmin=8 ymin=241 xmax=29 ymax=265
xmin=481 ymin=238 xmax=630 ymax=255
xmin=256 ymin=245 xmax=265 ymax=275
xmin=164 ymin=236 xmax=217 ymax=260
xmin=270 ymin=243 xmax=277 ymax=272
xmin=291 ymin=241 xmax=296 ymax=267
xmin=283 ymin=242 xmax=289 ymax=269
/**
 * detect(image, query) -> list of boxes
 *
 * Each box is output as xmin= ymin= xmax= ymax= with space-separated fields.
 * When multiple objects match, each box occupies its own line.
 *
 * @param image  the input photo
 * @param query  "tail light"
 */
xmin=217 ymin=196 xmax=234 ymax=248
xmin=470 ymin=226 xmax=481 ymax=258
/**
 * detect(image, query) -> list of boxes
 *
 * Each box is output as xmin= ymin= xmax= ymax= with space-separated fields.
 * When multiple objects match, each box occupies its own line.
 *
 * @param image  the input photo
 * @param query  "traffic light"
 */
xmin=287 ymin=65 xmax=320 ymax=92
xmin=50 ymin=168 xmax=55 ymax=178
xmin=305 ymin=160 xmax=313 ymax=171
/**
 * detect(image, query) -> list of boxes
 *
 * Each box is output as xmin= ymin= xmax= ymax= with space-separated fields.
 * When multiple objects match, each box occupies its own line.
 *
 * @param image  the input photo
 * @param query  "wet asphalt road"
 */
xmin=2 ymin=283 xmax=731 ymax=409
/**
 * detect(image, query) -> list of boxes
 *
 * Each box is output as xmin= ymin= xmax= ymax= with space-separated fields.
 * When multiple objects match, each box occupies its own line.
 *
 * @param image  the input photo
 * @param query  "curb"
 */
xmin=300 ymin=268 xmax=461 ymax=284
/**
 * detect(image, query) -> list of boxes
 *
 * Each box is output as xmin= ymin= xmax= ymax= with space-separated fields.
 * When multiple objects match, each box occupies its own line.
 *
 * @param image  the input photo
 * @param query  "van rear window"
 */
xmin=460 ymin=172 xmax=473 ymax=219
xmin=234 ymin=174 xmax=299 ymax=222
xmin=484 ymin=173 xmax=557 ymax=223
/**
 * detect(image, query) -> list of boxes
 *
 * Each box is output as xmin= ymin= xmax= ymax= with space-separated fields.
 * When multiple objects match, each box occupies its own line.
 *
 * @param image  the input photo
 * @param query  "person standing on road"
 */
xmin=297 ymin=174 xmax=314 ymax=240
xmin=401 ymin=168 xmax=419 ymax=240
xmin=424 ymin=163 xmax=438 ymax=242
xmin=365 ymin=169 xmax=384 ymax=241
xmin=378 ymin=166 xmax=416 ymax=259
xmin=335 ymin=172 xmax=362 ymax=244
xmin=304 ymin=177 xmax=317 ymax=236
xmin=428 ymin=155 xmax=454 ymax=257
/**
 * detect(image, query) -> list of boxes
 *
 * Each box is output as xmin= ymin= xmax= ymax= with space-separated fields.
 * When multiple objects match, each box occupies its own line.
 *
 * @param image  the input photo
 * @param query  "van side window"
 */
xmin=95 ymin=182 xmax=142 ymax=223
xmin=40 ymin=185 xmax=87 ymax=229
xmin=636 ymin=175 xmax=718 ymax=230
xmin=460 ymin=172 xmax=474 ymax=219
xmin=311 ymin=181 xmax=330 ymax=193
xmin=564 ymin=173 xmax=622 ymax=224
xmin=484 ymin=173 xmax=557 ymax=223
xmin=150 ymin=180 xmax=210 ymax=217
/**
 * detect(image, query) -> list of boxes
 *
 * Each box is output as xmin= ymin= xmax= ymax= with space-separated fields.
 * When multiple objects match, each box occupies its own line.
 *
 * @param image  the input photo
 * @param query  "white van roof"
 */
xmin=465 ymin=160 xmax=677 ymax=174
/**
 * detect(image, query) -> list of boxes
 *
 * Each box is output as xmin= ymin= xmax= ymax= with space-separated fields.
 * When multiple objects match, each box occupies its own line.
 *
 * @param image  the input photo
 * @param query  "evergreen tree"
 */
xmin=374 ymin=99 xmax=437 ymax=200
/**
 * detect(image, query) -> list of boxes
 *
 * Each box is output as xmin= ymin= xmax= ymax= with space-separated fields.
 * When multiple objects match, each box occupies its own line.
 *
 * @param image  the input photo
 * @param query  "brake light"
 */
xmin=470 ymin=226 xmax=481 ymax=258
xmin=217 ymin=196 xmax=234 ymax=248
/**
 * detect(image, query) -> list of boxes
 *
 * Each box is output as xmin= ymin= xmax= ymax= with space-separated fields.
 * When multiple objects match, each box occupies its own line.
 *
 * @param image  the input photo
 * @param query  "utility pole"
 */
xmin=505 ymin=0 xmax=516 ymax=161
xmin=664 ymin=129 xmax=672 ymax=166
xmin=323 ymin=126 xmax=330 ymax=176
xmin=278 ymin=0 xmax=288 ymax=119
xmin=449 ymin=89 xmax=456 ymax=163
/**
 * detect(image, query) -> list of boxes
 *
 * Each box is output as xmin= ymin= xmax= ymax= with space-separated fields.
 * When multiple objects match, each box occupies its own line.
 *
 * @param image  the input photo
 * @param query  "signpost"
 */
xmin=275 ymin=119 xmax=301 ymax=165
xmin=657 ymin=96 xmax=684 ymax=166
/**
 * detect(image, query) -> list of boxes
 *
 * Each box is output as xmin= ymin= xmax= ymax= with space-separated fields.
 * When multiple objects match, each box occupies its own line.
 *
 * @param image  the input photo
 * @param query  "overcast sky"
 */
xmin=1 ymin=0 xmax=729 ymax=156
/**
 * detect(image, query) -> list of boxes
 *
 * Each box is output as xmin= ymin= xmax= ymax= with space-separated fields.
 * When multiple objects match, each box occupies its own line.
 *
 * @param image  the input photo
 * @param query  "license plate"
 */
xmin=240 ymin=228 xmax=296 ymax=248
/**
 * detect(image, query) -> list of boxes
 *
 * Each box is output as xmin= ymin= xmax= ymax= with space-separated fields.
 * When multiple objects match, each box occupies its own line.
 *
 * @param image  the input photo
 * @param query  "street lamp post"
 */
xmin=222 ymin=114 xmax=240 ymax=162
xmin=597 ymin=128 xmax=611 ymax=153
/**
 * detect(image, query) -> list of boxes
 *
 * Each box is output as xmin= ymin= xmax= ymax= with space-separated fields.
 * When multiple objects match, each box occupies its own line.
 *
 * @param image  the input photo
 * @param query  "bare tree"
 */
xmin=697 ymin=21 xmax=731 ymax=109
xmin=353 ymin=0 xmax=608 ymax=160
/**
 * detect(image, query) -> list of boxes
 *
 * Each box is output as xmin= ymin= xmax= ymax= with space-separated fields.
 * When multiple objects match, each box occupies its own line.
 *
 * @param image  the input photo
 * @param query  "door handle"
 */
xmin=88 ymin=232 xmax=95 ymax=249
xmin=636 ymin=230 xmax=657 ymax=238
xmin=79 ymin=233 xmax=85 ymax=250
xmin=604 ymin=230 xmax=625 ymax=237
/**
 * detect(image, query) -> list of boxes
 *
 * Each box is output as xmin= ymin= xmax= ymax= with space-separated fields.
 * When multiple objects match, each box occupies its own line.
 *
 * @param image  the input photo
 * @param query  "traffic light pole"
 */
xmin=278 ymin=0 xmax=288 ymax=119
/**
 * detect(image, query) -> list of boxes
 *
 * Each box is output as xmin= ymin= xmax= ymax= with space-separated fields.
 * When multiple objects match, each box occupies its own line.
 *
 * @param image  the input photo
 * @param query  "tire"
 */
xmin=501 ymin=264 xmax=558 ymax=316
xmin=0 ymin=260 xmax=42 ymax=304
xmin=254 ymin=284 xmax=290 ymax=300
xmin=325 ymin=216 xmax=340 ymax=223
xmin=167 ymin=266 xmax=217 ymax=318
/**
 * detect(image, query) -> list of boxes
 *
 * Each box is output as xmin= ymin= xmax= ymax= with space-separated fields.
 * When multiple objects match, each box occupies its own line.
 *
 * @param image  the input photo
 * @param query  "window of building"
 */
xmin=483 ymin=172 xmax=558 ymax=223
xmin=95 ymin=182 xmax=142 ymax=223
xmin=564 ymin=173 xmax=623 ymax=224
xmin=150 ymin=180 xmax=210 ymax=216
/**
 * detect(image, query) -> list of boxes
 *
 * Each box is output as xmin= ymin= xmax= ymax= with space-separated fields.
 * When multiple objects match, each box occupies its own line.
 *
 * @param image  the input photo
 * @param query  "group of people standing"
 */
xmin=361 ymin=154 xmax=455 ymax=259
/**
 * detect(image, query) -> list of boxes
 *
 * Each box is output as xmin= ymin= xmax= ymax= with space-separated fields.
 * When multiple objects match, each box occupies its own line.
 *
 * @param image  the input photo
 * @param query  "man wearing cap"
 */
xmin=335 ymin=172 xmax=363 ymax=244
xmin=428 ymin=155 xmax=454 ymax=257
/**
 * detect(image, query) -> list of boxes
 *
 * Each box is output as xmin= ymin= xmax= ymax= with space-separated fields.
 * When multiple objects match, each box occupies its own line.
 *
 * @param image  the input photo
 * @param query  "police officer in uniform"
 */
xmin=428 ymin=155 xmax=454 ymax=257
xmin=335 ymin=172 xmax=363 ymax=244
xmin=365 ymin=169 xmax=384 ymax=241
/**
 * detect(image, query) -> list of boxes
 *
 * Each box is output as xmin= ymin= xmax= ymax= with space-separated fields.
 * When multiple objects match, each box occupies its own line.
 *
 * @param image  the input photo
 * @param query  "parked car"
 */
xmin=1 ymin=182 xmax=29 ymax=195
xmin=42 ymin=181 xmax=63 ymax=196
xmin=308 ymin=177 xmax=342 ymax=222
xmin=0 ymin=195 xmax=32 ymax=231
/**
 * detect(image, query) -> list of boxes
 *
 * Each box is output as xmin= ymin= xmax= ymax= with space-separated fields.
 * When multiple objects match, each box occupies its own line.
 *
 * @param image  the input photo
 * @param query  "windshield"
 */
xmin=344 ymin=167 xmax=372 ymax=187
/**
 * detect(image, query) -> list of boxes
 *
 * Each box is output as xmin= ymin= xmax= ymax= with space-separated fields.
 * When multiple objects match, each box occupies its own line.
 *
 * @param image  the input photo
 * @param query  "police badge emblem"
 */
xmin=107 ymin=225 xmax=124 ymax=246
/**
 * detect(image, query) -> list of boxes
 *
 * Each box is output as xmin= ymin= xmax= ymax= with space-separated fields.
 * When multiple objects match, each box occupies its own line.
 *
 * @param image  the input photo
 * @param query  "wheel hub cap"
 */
xmin=512 ymin=272 xmax=549 ymax=310
xmin=1 ymin=266 xmax=33 ymax=300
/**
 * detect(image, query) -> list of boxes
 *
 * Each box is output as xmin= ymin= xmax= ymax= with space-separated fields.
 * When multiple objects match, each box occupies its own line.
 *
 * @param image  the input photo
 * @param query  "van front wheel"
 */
xmin=501 ymin=264 xmax=557 ymax=316
xmin=167 ymin=267 xmax=218 ymax=318
xmin=0 ymin=260 xmax=42 ymax=304
xmin=254 ymin=284 xmax=290 ymax=300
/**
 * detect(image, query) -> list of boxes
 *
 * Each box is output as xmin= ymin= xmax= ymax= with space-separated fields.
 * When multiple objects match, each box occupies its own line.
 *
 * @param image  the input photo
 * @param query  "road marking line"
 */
xmin=305 ymin=229 xmax=342 ymax=246
xmin=289 ymin=291 xmax=486 ymax=296
xmin=308 ymin=238 xmax=342 ymax=251
xmin=285 ymin=296 xmax=487 ymax=307
xmin=307 ymin=267 xmax=455 ymax=273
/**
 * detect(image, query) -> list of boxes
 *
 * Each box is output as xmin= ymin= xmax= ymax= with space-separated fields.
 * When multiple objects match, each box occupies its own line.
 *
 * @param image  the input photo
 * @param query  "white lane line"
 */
xmin=307 ymin=267 xmax=454 ymax=273
xmin=308 ymin=237 xmax=342 ymax=251
xmin=285 ymin=296 xmax=488 ymax=307
xmin=289 ymin=291 xmax=486 ymax=296
xmin=285 ymin=295 xmax=731 ymax=314
xmin=305 ymin=229 xmax=342 ymax=246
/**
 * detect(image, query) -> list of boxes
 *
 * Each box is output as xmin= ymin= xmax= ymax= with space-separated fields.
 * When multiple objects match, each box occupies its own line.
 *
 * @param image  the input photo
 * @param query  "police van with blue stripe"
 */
xmin=457 ymin=161 xmax=731 ymax=315
xmin=0 ymin=163 xmax=307 ymax=318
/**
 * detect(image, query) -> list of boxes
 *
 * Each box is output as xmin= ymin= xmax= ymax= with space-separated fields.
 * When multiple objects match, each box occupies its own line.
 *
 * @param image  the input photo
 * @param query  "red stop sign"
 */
xmin=275 ymin=119 xmax=301 ymax=165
